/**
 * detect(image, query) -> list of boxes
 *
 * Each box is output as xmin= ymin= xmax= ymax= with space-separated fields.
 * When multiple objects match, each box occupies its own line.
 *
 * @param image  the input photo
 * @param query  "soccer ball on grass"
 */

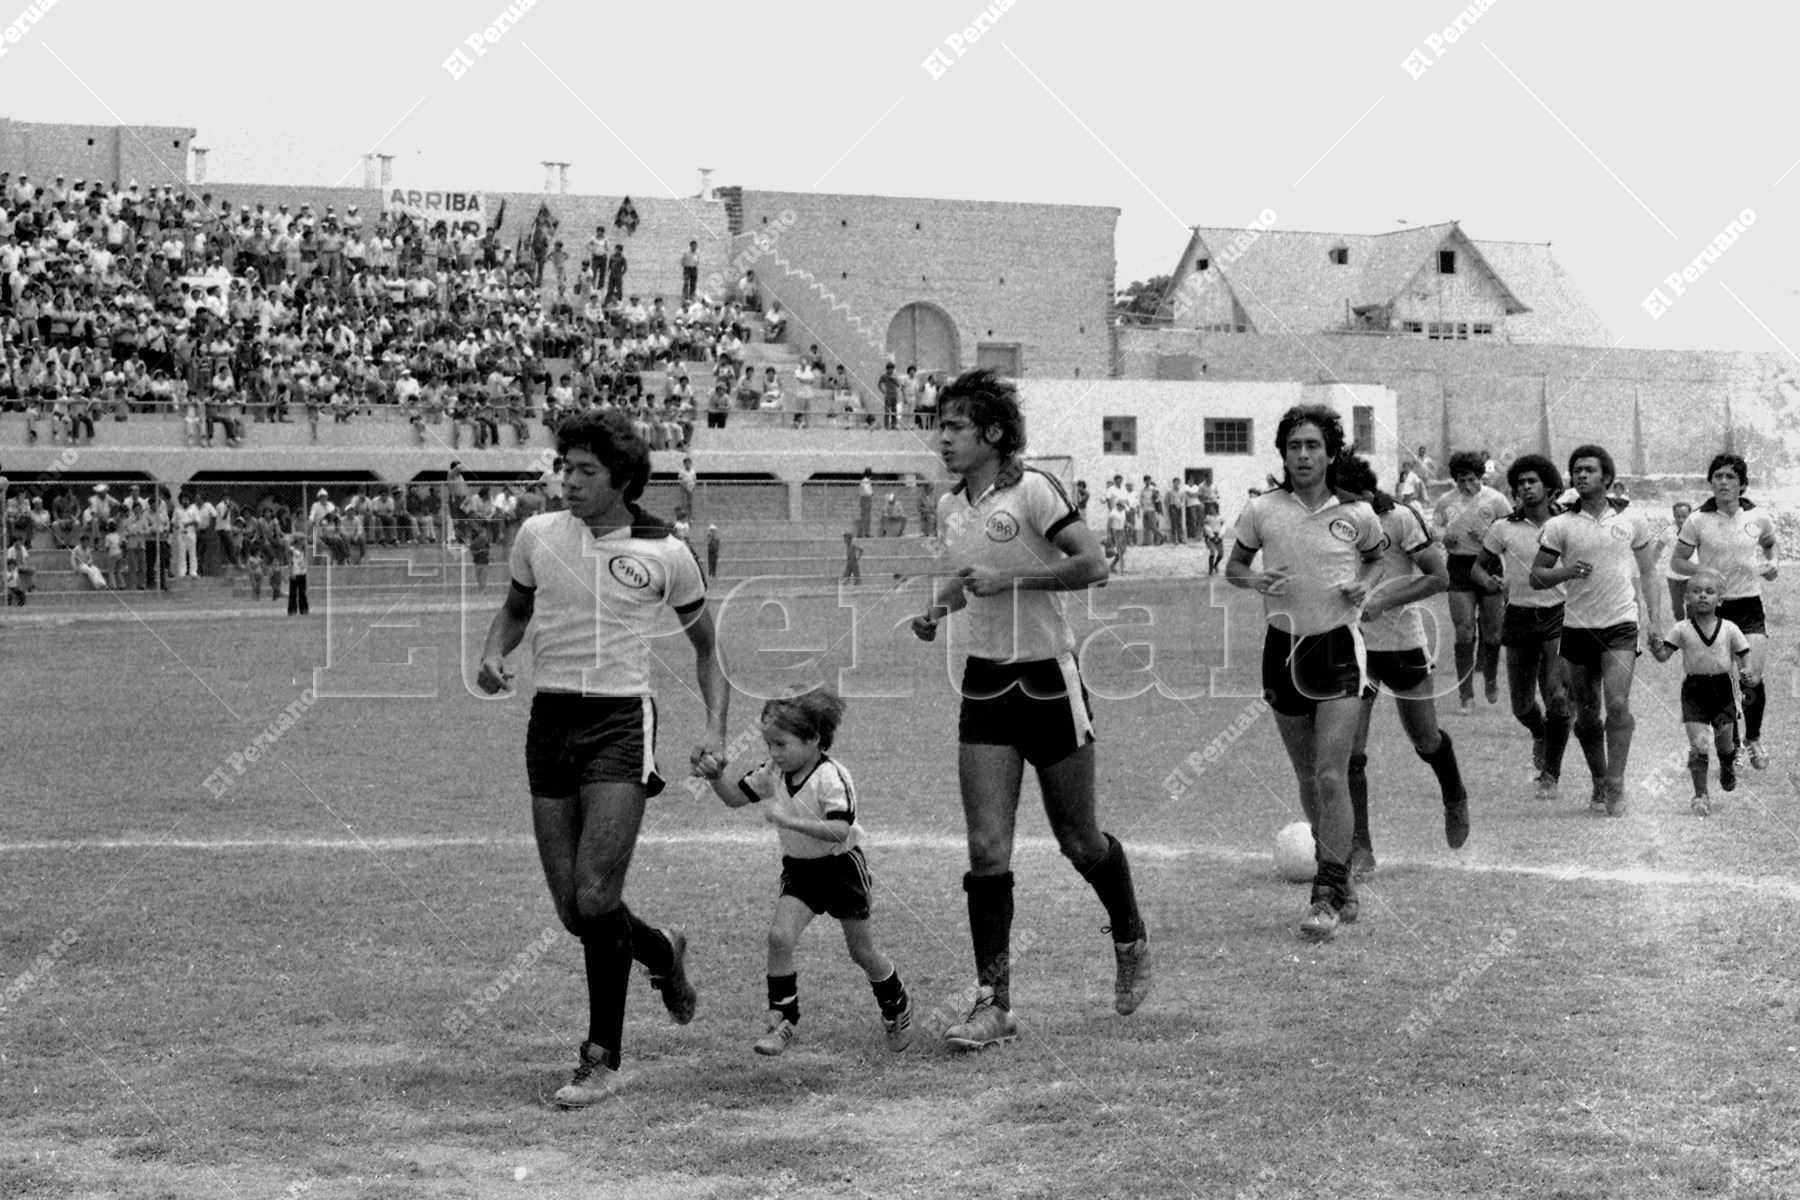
xmin=1273 ymin=821 xmax=1316 ymax=883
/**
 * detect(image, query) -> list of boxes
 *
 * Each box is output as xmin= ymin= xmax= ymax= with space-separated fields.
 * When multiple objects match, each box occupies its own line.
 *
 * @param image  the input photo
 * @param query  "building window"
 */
xmin=1402 ymin=321 xmax=1424 ymax=335
xmin=1438 ymin=250 xmax=1456 ymax=275
xmin=976 ymin=343 xmax=1021 ymax=377
xmin=1472 ymin=323 xmax=1494 ymax=336
xmin=1426 ymin=322 xmax=1470 ymax=341
xmin=1329 ymin=246 xmax=1349 ymax=266
xmin=1204 ymin=418 xmax=1252 ymax=455
xmin=1196 ymin=257 xmax=1210 ymax=271
xmin=1352 ymin=406 xmax=1374 ymax=453
xmin=1103 ymin=416 xmax=1137 ymax=455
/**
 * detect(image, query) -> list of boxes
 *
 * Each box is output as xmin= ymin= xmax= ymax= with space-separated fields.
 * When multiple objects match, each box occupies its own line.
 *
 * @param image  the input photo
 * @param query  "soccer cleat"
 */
xmin=942 ymin=988 xmax=1019 ymax=1051
xmin=1588 ymin=779 xmax=1608 ymax=815
xmin=554 ymin=1042 xmax=626 ymax=1108
xmin=1298 ymin=900 xmax=1339 ymax=942
xmin=753 ymin=1012 xmax=798 ymax=1057
xmin=1748 ymin=741 xmax=1769 ymax=770
xmin=1112 ymin=936 xmax=1153 ymax=1015
xmin=1720 ymin=758 xmax=1738 ymax=793
xmin=1604 ymin=779 xmax=1627 ymax=818
xmin=1443 ymin=798 xmax=1470 ymax=850
xmin=884 ymin=997 xmax=914 ymax=1053
xmin=1457 ymin=697 xmax=1476 ymax=716
xmin=648 ymin=928 xmax=697 ymax=1025
xmin=1534 ymin=772 xmax=1560 ymax=802
xmin=1348 ymin=844 xmax=1377 ymax=880
xmin=1336 ymin=883 xmax=1360 ymax=925
xmin=1690 ymin=795 xmax=1711 ymax=818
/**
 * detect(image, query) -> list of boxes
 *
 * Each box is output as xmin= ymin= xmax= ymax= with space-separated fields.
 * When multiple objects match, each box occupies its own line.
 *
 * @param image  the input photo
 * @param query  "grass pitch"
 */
xmin=3 ymin=569 xmax=1798 ymax=1198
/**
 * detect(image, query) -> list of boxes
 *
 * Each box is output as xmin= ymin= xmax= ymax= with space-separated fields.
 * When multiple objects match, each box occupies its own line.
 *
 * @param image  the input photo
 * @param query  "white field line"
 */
xmin=2 ymin=830 xmax=1796 ymax=899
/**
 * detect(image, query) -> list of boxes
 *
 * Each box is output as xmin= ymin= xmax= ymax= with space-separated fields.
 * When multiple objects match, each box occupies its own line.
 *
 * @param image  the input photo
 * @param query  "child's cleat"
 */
xmin=1604 ymin=779 xmax=1627 ymax=818
xmin=648 ymin=928 xmax=697 ymax=1025
xmin=553 ymin=1042 xmax=626 ymax=1108
xmin=1534 ymin=772 xmax=1560 ymax=802
xmin=1690 ymin=796 xmax=1711 ymax=818
xmin=884 ymin=998 xmax=914 ymax=1053
xmin=1298 ymin=899 xmax=1340 ymax=942
xmin=1747 ymin=741 xmax=1769 ymax=770
xmin=1588 ymin=779 xmax=1608 ymax=815
xmin=1112 ymin=936 xmax=1152 ymax=1015
xmin=753 ymin=1012 xmax=797 ymax=1057
xmin=943 ymin=988 xmax=1019 ymax=1051
xmin=1348 ymin=843 xmax=1377 ymax=879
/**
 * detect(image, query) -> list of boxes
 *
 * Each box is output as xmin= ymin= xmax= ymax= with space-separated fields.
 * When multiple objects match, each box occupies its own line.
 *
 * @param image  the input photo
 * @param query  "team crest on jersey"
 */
xmin=609 ymin=555 xmax=652 ymax=588
xmin=1609 ymin=525 xmax=1631 ymax=541
xmin=985 ymin=512 xmax=1020 ymax=542
xmin=1328 ymin=518 xmax=1359 ymax=543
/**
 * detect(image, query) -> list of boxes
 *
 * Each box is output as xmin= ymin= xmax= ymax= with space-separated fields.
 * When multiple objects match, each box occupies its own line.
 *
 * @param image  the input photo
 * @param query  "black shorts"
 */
xmin=525 ymin=692 xmax=665 ymax=798
xmin=1680 ymin=674 xmax=1737 ymax=729
xmin=1558 ymin=623 xmax=1638 ymax=671
xmin=1364 ymin=647 xmax=1433 ymax=695
xmin=1262 ymin=625 xmax=1365 ymax=716
xmin=779 ymin=847 xmax=873 ymax=921
xmin=957 ymin=655 xmax=1094 ymax=767
xmin=1717 ymin=596 xmax=1766 ymax=637
xmin=1501 ymin=603 xmax=1564 ymax=649
xmin=1446 ymin=553 xmax=1487 ymax=593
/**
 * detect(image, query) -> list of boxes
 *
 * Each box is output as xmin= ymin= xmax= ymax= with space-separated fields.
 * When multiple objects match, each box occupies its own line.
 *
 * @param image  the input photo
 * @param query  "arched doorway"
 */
xmin=885 ymin=302 xmax=959 ymax=377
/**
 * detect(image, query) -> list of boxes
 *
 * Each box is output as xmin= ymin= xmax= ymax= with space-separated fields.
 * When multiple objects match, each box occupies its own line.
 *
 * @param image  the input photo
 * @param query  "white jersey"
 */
xmin=1677 ymin=500 xmax=1774 ymax=601
xmin=938 ymin=461 xmax=1082 ymax=663
xmin=737 ymin=755 xmax=861 ymax=859
xmin=1482 ymin=510 xmax=1564 ymax=610
xmin=1538 ymin=502 xmax=1650 ymax=630
xmin=509 ymin=509 xmax=706 ymax=696
xmin=1433 ymin=485 xmax=1511 ymax=557
xmin=1361 ymin=501 xmax=1434 ymax=653
xmin=1234 ymin=486 xmax=1384 ymax=638
xmin=1663 ymin=616 xmax=1748 ymax=678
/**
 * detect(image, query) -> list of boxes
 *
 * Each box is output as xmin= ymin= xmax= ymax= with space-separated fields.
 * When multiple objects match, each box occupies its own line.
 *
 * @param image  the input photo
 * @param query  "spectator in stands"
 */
xmin=605 ymin=244 xmax=627 ymax=304
xmin=707 ymin=383 xmax=730 ymax=430
xmin=1167 ymin=478 xmax=1187 ymax=545
xmin=681 ymin=240 xmax=699 ymax=302
xmin=857 ymin=469 xmax=875 ymax=538
xmin=764 ymin=300 xmax=787 ymax=343
xmin=916 ymin=481 xmax=936 ymax=537
xmin=878 ymin=363 xmax=902 ymax=432
xmin=70 ymin=534 xmax=107 ymax=589
xmin=881 ymin=492 xmax=906 ymax=537
xmin=101 ymin=520 xmax=124 ymax=589
xmin=588 ymin=225 xmax=608 ymax=290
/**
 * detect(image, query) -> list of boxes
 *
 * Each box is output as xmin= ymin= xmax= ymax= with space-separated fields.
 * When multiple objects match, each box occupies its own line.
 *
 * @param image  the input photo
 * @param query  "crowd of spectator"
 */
xmin=0 ymin=174 xmax=926 ymax=453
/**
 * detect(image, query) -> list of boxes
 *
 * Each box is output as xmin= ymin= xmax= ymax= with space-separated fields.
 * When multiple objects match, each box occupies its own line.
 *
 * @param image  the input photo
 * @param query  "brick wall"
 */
xmin=736 ymin=189 xmax=1116 ymax=394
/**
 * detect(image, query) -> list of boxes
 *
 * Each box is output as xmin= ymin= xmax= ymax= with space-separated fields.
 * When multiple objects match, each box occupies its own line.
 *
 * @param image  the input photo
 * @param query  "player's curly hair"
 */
xmin=1705 ymin=452 xmax=1749 ymax=490
xmin=1331 ymin=452 xmax=1393 ymax=513
xmin=555 ymin=409 xmax=651 ymax=502
xmin=1448 ymin=450 xmax=1488 ymax=480
xmin=937 ymin=368 xmax=1025 ymax=460
xmin=761 ymin=685 xmax=845 ymax=751
xmin=1272 ymin=404 xmax=1347 ymax=489
xmin=1567 ymin=443 xmax=1616 ymax=487
xmin=1506 ymin=454 xmax=1562 ymax=496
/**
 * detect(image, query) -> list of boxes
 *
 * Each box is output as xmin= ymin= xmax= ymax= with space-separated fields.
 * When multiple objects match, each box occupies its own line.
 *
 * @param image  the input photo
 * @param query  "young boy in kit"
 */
xmin=1647 ymin=567 xmax=1754 ymax=816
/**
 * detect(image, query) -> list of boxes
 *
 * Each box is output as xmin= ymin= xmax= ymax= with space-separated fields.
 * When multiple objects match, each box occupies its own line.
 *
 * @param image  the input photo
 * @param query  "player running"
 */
xmin=1471 ymin=455 xmax=1573 ymax=800
xmin=477 ymin=410 xmax=729 ymax=1107
xmin=1333 ymin=454 xmax=1469 ymax=880
xmin=1529 ymin=444 xmax=1659 ymax=817
xmin=1226 ymin=405 xmax=1385 ymax=941
xmin=1433 ymin=452 xmax=1512 ymax=712
xmin=1668 ymin=453 xmax=1777 ymax=770
xmin=1647 ymin=568 xmax=1755 ymax=817
xmin=910 ymin=368 xmax=1150 ymax=1051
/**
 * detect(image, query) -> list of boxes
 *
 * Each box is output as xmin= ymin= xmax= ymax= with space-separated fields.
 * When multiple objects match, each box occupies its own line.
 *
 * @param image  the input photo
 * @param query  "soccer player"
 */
xmin=1668 ymin=453 xmax=1777 ymax=770
xmin=1472 ymin=455 xmax=1572 ymax=800
xmin=1226 ymin=406 xmax=1385 ymax=941
xmin=1657 ymin=501 xmax=1693 ymax=623
xmin=477 ymin=410 xmax=729 ymax=1108
xmin=909 ymin=368 xmax=1149 ymax=1050
xmin=1646 ymin=567 xmax=1754 ymax=816
xmin=699 ymin=687 xmax=914 ymax=1056
xmin=1529 ymin=444 xmax=1659 ymax=817
xmin=1433 ymin=451 xmax=1512 ymax=712
xmin=1332 ymin=454 xmax=1468 ymax=880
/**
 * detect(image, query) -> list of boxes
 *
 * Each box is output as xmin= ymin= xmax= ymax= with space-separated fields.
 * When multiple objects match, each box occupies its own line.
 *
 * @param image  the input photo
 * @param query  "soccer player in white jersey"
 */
xmin=909 ymin=369 xmax=1149 ymax=1050
xmin=1433 ymin=451 xmax=1513 ymax=712
xmin=477 ymin=410 xmax=729 ymax=1107
xmin=1669 ymin=453 xmax=1777 ymax=770
xmin=1226 ymin=406 xmax=1385 ymax=942
xmin=1647 ymin=567 xmax=1754 ymax=816
xmin=1332 ymin=454 xmax=1469 ymax=880
xmin=1472 ymin=455 xmax=1573 ymax=800
xmin=1529 ymin=444 xmax=1660 ymax=817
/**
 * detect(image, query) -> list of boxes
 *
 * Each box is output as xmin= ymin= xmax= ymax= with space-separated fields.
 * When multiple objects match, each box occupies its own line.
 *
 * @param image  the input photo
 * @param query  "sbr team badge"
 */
xmin=985 ymin=512 xmax=1020 ymax=542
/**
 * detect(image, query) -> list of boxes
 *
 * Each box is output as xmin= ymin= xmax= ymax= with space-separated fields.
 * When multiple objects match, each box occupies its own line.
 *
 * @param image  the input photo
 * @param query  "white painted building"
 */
xmin=1019 ymin=379 xmax=1401 ymax=510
